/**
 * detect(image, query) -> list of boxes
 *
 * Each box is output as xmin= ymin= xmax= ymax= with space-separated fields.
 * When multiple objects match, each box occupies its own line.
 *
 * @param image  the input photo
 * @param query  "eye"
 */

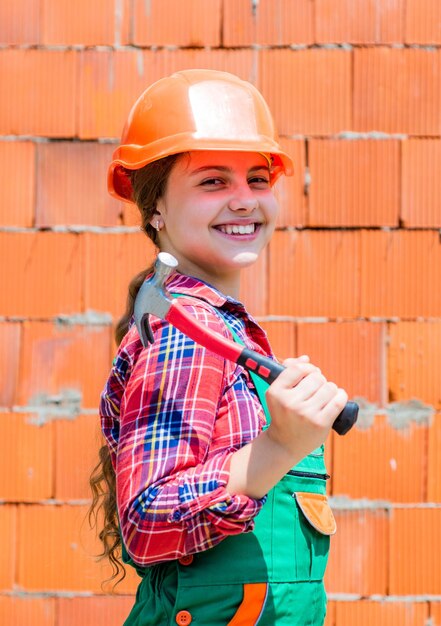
xmin=200 ymin=177 xmax=225 ymax=187
xmin=248 ymin=175 xmax=270 ymax=188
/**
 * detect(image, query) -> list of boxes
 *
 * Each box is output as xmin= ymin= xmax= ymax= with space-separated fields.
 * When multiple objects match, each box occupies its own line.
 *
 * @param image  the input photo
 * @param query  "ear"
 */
xmin=149 ymin=213 xmax=164 ymax=232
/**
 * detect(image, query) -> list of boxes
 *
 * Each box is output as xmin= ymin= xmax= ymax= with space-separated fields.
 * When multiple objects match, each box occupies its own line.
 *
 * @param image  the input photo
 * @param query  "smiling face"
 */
xmin=153 ymin=151 xmax=279 ymax=296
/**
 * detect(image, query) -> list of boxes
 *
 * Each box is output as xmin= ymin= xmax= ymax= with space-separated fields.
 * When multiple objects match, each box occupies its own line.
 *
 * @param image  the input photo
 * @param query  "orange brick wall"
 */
xmin=1 ymin=2 xmax=440 ymax=624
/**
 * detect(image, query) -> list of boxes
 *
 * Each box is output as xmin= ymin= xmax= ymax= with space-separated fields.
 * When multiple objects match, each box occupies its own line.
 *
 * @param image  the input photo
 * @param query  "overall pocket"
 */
xmin=270 ymin=472 xmax=335 ymax=583
xmin=172 ymin=581 xmax=262 ymax=626
xmin=292 ymin=488 xmax=336 ymax=581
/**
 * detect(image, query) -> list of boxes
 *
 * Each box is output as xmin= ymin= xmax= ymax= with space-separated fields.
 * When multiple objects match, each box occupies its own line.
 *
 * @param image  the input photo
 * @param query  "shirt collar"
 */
xmin=164 ymin=272 xmax=246 ymax=311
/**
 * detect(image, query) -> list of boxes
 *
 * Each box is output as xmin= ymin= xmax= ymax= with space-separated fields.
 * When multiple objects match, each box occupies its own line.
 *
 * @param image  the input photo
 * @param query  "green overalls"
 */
xmin=122 ymin=320 xmax=336 ymax=626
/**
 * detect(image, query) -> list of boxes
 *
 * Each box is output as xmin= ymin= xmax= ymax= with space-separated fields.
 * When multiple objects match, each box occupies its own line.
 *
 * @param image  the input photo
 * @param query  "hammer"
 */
xmin=134 ymin=252 xmax=358 ymax=436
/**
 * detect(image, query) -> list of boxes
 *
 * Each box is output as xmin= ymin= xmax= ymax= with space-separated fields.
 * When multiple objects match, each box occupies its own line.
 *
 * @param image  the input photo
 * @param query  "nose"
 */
xmin=228 ymin=186 xmax=258 ymax=212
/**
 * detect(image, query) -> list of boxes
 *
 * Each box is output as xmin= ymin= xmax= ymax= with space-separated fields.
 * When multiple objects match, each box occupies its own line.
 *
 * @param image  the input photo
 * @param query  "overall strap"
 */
xmin=170 ymin=293 xmax=271 ymax=424
xmin=223 ymin=322 xmax=271 ymax=426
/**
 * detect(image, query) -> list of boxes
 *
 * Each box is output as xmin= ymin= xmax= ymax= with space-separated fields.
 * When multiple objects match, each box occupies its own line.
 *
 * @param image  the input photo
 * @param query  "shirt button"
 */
xmin=172 ymin=511 xmax=182 ymax=521
xmin=175 ymin=610 xmax=192 ymax=625
xmin=178 ymin=554 xmax=194 ymax=566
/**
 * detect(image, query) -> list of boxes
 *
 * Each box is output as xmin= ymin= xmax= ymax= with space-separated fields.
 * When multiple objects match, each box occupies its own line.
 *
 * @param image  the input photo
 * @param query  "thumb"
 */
xmin=282 ymin=354 xmax=310 ymax=366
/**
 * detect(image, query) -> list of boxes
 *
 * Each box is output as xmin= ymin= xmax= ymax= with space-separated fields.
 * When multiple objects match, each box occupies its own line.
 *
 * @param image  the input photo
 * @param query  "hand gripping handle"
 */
xmin=237 ymin=348 xmax=358 ymax=436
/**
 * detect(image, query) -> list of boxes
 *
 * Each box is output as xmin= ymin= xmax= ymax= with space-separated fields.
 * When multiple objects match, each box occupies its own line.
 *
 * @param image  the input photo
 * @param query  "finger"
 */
xmin=288 ymin=371 xmax=327 ymax=403
xmin=282 ymin=355 xmax=310 ymax=367
xmin=316 ymin=388 xmax=349 ymax=422
xmin=297 ymin=354 xmax=310 ymax=363
xmin=299 ymin=381 xmax=339 ymax=413
xmin=270 ymin=362 xmax=318 ymax=392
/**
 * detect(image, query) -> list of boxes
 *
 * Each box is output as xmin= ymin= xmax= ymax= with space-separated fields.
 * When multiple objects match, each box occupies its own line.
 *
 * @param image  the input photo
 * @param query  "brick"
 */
xmin=0 ymin=141 xmax=35 ymax=227
xmin=428 ymin=413 xmax=441 ymax=501
xmin=18 ymin=321 xmax=112 ymax=410
xmin=274 ymin=138 xmax=307 ymax=228
xmin=0 ymin=596 xmax=55 ymax=626
xmin=388 ymin=321 xmax=441 ymax=409
xmin=324 ymin=601 xmax=335 ymax=626
xmin=57 ymin=596 xmax=135 ymax=626
xmin=405 ymin=0 xmax=441 ymax=44
xmin=41 ymin=0 xmax=130 ymax=46
xmin=0 ymin=413 xmax=53 ymax=502
xmin=17 ymin=504 xmax=139 ymax=592
xmin=78 ymin=48 xmax=255 ymax=139
xmin=353 ymin=48 xmax=441 ymax=135
xmin=0 ymin=505 xmax=16 ymax=590
xmin=77 ymin=50 xmax=148 ymax=140
xmin=223 ymin=0 xmax=313 ymax=46
xmin=360 ymin=231 xmax=441 ymax=318
xmin=401 ymin=139 xmax=441 ymax=227
xmin=258 ymin=321 xmax=296 ymax=363
xmin=0 ymin=49 xmax=77 ymax=137
xmin=133 ymin=0 xmax=221 ymax=46
xmin=259 ymin=49 xmax=351 ymax=135
xmin=334 ymin=600 xmax=428 ymax=626
xmin=36 ymin=142 xmax=122 ymax=227
xmin=332 ymin=414 xmax=427 ymax=501
xmin=431 ymin=603 xmax=441 ymax=625
xmin=17 ymin=504 xmax=98 ymax=591
xmin=0 ymin=0 xmax=41 ymax=44
xmin=83 ymin=232 xmax=155 ymax=320
xmin=0 ymin=232 xmax=83 ymax=318
xmin=315 ymin=0 xmax=404 ymax=44
xmin=110 ymin=322 xmax=119 ymax=356
xmin=0 ymin=322 xmax=21 ymax=407
xmin=268 ymin=231 xmax=360 ymax=317
xmin=297 ymin=322 xmax=385 ymax=404
xmin=325 ymin=509 xmax=388 ymax=595
xmin=308 ymin=139 xmax=400 ymax=227
xmin=239 ymin=249 xmax=267 ymax=317
xmin=142 ymin=48 xmax=256 ymax=84
xmin=123 ymin=201 xmax=142 ymax=227
xmin=390 ymin=508 xmax=441 ymax=594
xmin=54 ymin=414 xmax=103 ymax=500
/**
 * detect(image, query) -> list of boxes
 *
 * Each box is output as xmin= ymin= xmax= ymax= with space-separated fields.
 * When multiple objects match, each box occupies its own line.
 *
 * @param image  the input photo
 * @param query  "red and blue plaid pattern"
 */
xmin=100 ymin=273 xmax=273 ymax=567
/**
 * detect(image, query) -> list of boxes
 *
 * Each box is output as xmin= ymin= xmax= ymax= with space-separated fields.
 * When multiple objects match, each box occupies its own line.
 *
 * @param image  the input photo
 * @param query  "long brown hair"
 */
xmin=88 ymin=154 xmax=181 ymax=586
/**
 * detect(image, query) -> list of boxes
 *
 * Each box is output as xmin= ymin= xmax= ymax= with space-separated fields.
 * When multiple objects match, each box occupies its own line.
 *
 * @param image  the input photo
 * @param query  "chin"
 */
xmin=231 ymin=251 xmax=260 ymax=265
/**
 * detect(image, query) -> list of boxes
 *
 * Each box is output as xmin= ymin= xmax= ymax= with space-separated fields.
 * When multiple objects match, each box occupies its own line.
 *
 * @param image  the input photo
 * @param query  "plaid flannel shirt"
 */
xmin=100 ymin=273 xmax=274 ymax=567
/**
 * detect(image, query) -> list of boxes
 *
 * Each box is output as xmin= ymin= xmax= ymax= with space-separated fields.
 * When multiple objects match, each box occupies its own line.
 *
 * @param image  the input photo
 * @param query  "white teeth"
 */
xmin=218 ymin=224 xmax=256 ymax=235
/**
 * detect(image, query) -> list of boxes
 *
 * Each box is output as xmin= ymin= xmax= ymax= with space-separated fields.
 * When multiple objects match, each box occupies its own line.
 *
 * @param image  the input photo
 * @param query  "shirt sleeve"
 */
xmin=115 ymin=300 xmax=267 ymax=567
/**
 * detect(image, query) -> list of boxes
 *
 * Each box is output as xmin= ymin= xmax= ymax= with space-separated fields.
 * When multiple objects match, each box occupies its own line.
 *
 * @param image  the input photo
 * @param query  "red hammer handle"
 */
xmin=166 ymin=301 xmax=358 ymax=436
xmin=166 ymin=301 xmax=243 ymax=363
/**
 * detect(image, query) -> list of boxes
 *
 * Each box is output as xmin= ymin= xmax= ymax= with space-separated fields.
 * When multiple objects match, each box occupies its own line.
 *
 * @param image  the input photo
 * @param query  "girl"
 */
xmin=91 ymin=69 xmax=348 ymax=625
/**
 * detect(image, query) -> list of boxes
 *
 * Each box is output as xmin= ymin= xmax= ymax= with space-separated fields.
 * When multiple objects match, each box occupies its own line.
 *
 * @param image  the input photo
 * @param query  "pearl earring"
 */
xmin=154 ymin=219 xmax=161 ymax=232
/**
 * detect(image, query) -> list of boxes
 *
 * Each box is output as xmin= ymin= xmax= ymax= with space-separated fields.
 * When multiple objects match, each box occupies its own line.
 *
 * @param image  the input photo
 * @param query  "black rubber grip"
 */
xmin=331 ymin=401 xmax=359 ymax=435
xmin=237 ymin=349 xmax=286 ymax=383
xmin=237 ymin=348 xmax=358 ymax=436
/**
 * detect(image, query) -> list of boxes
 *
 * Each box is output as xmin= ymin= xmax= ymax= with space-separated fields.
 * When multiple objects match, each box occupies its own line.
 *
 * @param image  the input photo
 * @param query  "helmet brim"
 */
xmin=109 ymin=139 xmax=294 ymax=203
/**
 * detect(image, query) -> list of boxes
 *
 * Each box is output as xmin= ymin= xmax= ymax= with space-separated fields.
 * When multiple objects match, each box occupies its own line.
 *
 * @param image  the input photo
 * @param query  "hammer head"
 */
xmin=134 ymin=252 xmax=179 ymax=347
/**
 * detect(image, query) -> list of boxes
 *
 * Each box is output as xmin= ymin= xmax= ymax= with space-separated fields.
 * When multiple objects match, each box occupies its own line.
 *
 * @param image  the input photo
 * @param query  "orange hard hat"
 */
xmin=108 ymin=69 xmax=294 ymax=203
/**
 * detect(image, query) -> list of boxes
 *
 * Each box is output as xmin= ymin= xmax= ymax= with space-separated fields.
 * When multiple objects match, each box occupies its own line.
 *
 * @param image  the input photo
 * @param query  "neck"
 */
xmin=212 ymin=274 xmax=241 ymax=300
xmin=173 ymin=262 xmax=241 ymax=300
xmin=192 ymin=269 xmax=241 ymax=300
xmin=155 ymin=243 xmax=243 ymax=299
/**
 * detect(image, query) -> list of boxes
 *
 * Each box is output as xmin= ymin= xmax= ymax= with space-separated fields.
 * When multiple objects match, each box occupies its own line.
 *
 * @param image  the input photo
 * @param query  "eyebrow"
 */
xmin=189 ymin=164 xmax=269 ymax=175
